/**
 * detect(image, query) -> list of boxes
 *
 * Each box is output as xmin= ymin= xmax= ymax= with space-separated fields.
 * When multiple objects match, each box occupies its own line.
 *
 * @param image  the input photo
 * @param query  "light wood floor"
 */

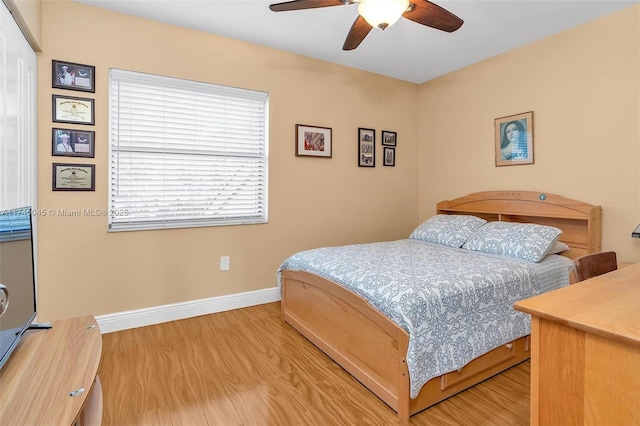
xmin=99 ymin=302 xmax=530 ymax=425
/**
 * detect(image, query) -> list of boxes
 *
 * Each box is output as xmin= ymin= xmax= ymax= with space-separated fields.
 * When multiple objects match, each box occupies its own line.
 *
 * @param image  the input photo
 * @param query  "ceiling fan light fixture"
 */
xmin=357 ymin=0 xmax=410 ymax=30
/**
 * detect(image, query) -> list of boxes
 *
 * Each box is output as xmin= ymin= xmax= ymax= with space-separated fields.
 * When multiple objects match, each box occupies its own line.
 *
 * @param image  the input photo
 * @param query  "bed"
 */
xmin=277 ymin=191 xmax=602 ymax=423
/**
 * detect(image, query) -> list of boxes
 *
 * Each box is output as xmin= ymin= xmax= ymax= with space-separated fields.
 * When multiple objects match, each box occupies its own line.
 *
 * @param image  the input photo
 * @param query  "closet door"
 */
xmin=0 ymin=0 xmax=37 ymax=212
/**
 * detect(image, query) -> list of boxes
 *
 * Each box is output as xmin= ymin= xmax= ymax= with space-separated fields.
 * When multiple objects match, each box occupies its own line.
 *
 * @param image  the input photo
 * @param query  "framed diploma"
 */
xmin=52 ymin=95 xmax=95 ymax=125
xmin=52 ymin=163 xmax=95 ymax=191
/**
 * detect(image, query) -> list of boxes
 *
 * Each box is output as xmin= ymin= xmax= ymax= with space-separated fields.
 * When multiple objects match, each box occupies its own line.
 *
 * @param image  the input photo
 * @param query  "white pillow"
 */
xmin=461 ymin=222 xmax=563 ymax=262
xmin=409 ymin=214 xmax=488 ymax=248
xmin=546 ymin=240 xmax=570 ymax=256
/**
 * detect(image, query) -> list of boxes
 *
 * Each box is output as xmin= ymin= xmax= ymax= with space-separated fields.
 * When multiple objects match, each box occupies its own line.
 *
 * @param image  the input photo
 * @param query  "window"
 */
xmin=109 ymin=69 xmax=268 ymax=231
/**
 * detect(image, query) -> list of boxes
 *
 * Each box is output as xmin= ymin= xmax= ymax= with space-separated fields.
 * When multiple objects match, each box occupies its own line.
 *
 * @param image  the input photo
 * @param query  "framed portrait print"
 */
xmin=358 ymin=127 xmax=375 ymax=167
xmin=52 ymin=60 xmax=95 ymax=93
xmin=295 ymin=124 xmax=332 ymax=158
xmin=52 ymin=163 xmax=95 ymax=191
xmin=495 ymin=111 xmax=534 ymax=166
xmin=383 ymin=147 xmax=395 ymax=167
xmin=52 ymin=128 xmax=95 ymax=158
xmin=381 ymin=130 xmax=397 ymax=147
xmin=52 ymin=95 xmax=95 ymax=125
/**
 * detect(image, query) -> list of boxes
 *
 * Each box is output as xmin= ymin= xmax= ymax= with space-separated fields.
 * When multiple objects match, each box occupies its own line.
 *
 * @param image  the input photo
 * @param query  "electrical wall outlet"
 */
xmin=220 ymin=256 xmax=230 ymax=271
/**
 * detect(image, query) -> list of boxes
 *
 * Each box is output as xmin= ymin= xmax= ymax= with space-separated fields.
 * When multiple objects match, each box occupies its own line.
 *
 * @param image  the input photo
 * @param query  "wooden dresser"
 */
xmin=514 ymin=263 xmax=640 ymax=425
xmin=0 ymin=315 xmax=103 ymax=425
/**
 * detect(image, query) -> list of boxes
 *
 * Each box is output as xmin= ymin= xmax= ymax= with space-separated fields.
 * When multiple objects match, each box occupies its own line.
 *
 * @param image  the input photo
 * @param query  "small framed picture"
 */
xmin=52 ymin=163 xmax=95 ymax=191
xmin=52 ymin=128 xmax=95 ymax=158
xmin=358 ymin=128 xmax=375 ymax=167
xmin=381 ymin=130 xmax=397 ymax=147
xmin=52 ymin=95 xmax=95 ymax=125
xmin=52 ymin=60 xmax=95 ymax=93
xmin=295 ymin=124 xmax=332 ymax=158
xmin=383 ymin=147 xmax=395 ymax=167
xmin=495 ymin=111 xmax=534 ymax=166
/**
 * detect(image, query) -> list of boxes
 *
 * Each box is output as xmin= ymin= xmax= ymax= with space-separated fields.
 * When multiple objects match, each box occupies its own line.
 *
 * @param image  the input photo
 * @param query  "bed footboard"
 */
xmin=281 ymin=270 xmax=531 ymax=423
xmin=281 ymin=270 xmax=412 ymax=419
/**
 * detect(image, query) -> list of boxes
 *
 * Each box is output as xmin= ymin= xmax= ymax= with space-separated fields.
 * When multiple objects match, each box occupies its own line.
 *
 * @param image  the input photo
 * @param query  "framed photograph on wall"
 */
xmin=495 ymin=111 xmax=534 ymax=166
xmin=52 ymin=60 xmax=95 ymax=93
xmin=358 ymin=127 xmax=375 ymax=167
xmin=52 ymin=163 xmax=95 ymax=191
xmin=381 ymin=130 xmax=397 ymax=147
xmin=383 ymin=147 xmax=395 ymax=167
xmin=52 ymin=95 xmax=95 ymax=125
xmin=295 ymin=124 xmax=332 ymax=158
xmin=52 ymin=128 xmax=95 ymax=158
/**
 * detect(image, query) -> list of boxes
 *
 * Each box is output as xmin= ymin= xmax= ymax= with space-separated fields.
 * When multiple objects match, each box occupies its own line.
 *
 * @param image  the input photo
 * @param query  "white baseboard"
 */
xmin=95 ymin=287 xmax=281 ymax=334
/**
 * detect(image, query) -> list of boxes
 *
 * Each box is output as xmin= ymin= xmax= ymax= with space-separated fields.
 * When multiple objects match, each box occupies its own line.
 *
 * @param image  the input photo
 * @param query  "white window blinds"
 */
xmin=109 ymin=69 xmax=268 ymax=231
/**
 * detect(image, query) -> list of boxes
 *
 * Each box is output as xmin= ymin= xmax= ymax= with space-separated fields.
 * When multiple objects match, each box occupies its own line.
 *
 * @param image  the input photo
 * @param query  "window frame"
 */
xmin=108 ymin=69 xmax=269 ymax=232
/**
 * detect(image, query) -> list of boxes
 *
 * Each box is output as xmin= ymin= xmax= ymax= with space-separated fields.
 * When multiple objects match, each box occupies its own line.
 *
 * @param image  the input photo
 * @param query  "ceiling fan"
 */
xmin=269 ymin=0 xmax=464 ymax=50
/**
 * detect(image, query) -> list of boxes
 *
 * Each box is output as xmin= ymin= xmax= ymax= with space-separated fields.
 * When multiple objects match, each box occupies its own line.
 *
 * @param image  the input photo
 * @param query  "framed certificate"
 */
xmin=52 ymin=95 xmax=95 ymax=125
xmin=52 ymin=163 xmax=95 ymax=191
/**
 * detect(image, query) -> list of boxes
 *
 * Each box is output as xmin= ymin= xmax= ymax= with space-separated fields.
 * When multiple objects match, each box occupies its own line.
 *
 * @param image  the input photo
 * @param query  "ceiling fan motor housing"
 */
xmin=357 ymin=0 xmax=410 ymax=30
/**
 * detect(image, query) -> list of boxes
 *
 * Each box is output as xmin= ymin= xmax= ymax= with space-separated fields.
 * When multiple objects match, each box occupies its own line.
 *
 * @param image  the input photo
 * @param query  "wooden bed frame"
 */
xmin=280 ymin=191 xmax=601 ymax=423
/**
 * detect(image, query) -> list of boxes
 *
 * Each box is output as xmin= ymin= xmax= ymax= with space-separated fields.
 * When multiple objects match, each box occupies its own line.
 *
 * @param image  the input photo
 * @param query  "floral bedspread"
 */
xmin=277 ymin=239 xmax=572 ymax=398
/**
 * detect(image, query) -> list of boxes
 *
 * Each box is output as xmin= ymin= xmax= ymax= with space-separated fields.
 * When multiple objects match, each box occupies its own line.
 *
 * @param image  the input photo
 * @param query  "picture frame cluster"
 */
xmin=51 ymin=59 xmax=97 ymax=191
xmin=358 ymin=128 xmax=396 ymax=167
xmin=381 ymin=130 xmax=396 ymax=167
xmin=295 ymin=124 xmax=397 ymax=168
xmin=297 ymin=111 xmax=537 ymax=170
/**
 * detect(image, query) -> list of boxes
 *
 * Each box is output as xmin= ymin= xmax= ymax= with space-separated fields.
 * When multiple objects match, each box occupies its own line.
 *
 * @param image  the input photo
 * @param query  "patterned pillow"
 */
xmin=409 ymin=214 xmax=488 ymax=248
xmin=462 ymin=222 xmax=563 ymax=262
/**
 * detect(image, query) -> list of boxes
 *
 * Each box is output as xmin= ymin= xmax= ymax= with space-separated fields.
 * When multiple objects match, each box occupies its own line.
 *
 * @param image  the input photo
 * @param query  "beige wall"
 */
xmin=17 ymin=1 xmax=640 ymax=320
xmin=418 ymin=5 xmax=640 ymax=264
xmin=35 ymin=1 xmax=419 ymax=321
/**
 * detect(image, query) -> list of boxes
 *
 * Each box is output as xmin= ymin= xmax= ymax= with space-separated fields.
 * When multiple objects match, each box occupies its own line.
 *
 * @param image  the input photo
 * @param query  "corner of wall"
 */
xmin=4 ymin=0 xmax=42 ymax=52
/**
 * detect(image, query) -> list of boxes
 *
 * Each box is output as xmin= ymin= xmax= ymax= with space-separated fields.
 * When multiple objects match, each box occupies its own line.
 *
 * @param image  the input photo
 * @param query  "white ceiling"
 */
xmin=74 ymin=0 xmax=638 ymax=84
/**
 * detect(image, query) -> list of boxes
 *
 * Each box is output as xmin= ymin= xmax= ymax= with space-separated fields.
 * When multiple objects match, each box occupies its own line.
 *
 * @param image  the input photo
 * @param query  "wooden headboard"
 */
xmin=437 ymin=191 xmax=602 ymax=259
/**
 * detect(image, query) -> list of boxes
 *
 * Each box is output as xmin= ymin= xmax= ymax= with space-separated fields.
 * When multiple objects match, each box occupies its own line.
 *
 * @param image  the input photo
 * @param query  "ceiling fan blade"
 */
xmin=269 ymin=0 xmax=351 ymax=12
xmin=403 ymin=0 xmax=463 ymax=33
xmin=343 ymin=15 xmax=372 ymax=50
